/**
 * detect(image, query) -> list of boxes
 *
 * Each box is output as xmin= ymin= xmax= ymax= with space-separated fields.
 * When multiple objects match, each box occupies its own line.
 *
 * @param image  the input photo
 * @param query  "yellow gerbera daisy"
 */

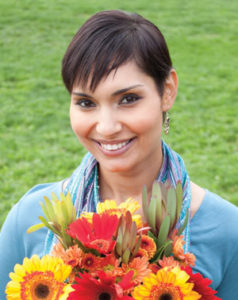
xmin=82 ymin=198 xmax=143 ymax=228
xmin=6 ymin=255 xmax=72 ymax=300
xmin=132 ymin=266 xmax=201 ymax=300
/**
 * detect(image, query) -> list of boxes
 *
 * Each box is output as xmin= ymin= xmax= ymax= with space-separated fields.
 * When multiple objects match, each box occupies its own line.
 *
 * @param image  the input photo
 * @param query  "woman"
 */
xmin=1 ymin=10 xmax=238 ymax=299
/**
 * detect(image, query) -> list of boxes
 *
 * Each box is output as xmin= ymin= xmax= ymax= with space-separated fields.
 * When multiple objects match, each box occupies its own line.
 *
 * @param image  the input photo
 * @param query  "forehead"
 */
xmin=72 ymin=61 xmax=156 ymax=93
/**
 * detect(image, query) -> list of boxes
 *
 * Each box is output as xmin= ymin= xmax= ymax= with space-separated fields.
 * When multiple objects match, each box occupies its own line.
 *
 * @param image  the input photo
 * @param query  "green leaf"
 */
xmin=39 ymin=202 xmax=50 ymax=220
xmin=61 ymin=199 xmax=70 ymax=226
xmin=132 ymin=235 xmax=141 ymax=257
xmin=148 ymin=230 xmax=158 ymax=246
xmin=150 ymin=244 xmax=165 ymax=262
xmin=163 ymin=240 xmax=173 ymax=257
xmin=43 ymin=196 xmax=56 ymax=221
xmin=59 ymin=192 xmax=66 ymax=202
xmin=176 ymin=182 xmax=183 ymax=221
xmin=154 ymin=183 xmax=162 ymax=233
xmin=177 ymin=209 xmax=189 ymax=236
xmin=115 ymin=227 xmax=123 ymax=256
xmin=157 ymin=215 xmax=170 ymax=248
xmin=27 ymin=223 xmax=45 ymax=233
xmin=142 ymin=185 xmax=149 ymax=221
xmin=65 ymin=192 xmax=76 ymax=221
xmin=130 ymin=221 xmax=137 ymax=248
xmin=148 ymin=183 xmax=158 ymax=231
xmin=122 ymin=226 xmax=130 ymax=253
xmin=167 ymin=187 xmax=176 ymax=230
xmin=122 ymin=248 xmax=130 ymax=264
xmin=51 ymin=192 xmax=60 ymax=202
xmin=54 ymin=200 xmax=64 ymax=226
xmin=38 ymin=216 xmax=60 ymax=236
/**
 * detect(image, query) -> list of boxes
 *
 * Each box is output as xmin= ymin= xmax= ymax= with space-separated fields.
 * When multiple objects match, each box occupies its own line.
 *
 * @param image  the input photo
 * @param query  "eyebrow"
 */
xmin=112 ymin=84 xmax=143 ymax=96
xmin=72 ymin=92 xmax=93 ymax=98
xmin=72 ymin=84 xmax=143 ymax=98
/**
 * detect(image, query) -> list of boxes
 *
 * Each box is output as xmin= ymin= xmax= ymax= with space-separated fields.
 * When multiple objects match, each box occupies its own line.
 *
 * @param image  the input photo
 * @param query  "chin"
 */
xmin=101 ymin=161 xmax=136 ymax=173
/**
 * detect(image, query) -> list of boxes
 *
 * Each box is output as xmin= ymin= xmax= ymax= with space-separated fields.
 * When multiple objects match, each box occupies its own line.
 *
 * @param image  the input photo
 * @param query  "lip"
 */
xmin=94 ymin=137 xmax=136 ymax=156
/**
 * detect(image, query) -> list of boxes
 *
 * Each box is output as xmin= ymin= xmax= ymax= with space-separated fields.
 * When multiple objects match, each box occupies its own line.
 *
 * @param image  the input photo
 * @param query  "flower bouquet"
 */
xmin=6 ymin=182 xmax=221 ymax=300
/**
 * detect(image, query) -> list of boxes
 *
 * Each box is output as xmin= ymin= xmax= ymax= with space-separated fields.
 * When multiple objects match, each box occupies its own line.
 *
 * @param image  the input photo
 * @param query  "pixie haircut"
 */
xmin=62 ymin=10 xmax=172 ymax=96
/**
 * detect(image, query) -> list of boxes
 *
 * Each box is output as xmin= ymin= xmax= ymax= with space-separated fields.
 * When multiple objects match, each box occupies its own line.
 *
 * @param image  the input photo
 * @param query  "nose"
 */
xmin=96 ymin=108 xmax=122 ymax=137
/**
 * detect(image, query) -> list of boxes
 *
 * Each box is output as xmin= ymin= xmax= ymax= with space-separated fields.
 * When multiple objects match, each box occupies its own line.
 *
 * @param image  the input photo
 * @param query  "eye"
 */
xmin=119 ymin=94 xmax=141 ymax=105
xmin=76 ymin=99 xmax=96 ymax=108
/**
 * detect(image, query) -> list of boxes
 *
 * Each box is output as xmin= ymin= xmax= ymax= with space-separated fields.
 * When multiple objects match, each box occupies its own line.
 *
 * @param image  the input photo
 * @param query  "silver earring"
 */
xmin=164 ymin=111 xmax=170 ymax=134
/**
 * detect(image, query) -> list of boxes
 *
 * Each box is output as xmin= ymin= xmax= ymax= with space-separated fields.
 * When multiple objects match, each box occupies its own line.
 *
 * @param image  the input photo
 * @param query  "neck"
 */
xmin=99 ymin=146 xmax=163 ymax=204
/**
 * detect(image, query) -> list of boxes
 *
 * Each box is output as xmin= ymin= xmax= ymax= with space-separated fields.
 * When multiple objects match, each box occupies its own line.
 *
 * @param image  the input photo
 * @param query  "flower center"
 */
xmin=85 ymin=257 xmax=94 ymax=266
xmin=142 ymin=240 xmax=149 ymax=247
xmin=21 ymin=271 xmax=65 ymax=300
xmin=99 ymin=292 xmax=111 ymax=300
xmin=35 ymin=283 xmax=50 ymax=298
xmin=90 ymin=239 xmax=111 ymax=253
xmin=151 ymin=282 xmax=183 ymax=300
xmin=159 ymin=294 xmax=172 ymax=300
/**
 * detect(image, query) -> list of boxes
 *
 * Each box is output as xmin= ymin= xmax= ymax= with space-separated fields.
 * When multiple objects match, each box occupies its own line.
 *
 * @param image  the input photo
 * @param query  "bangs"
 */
xmin=62 ymin=10 xmax=172 ymax=95
xmin=74 ymin=29 xmax=136 ymax=92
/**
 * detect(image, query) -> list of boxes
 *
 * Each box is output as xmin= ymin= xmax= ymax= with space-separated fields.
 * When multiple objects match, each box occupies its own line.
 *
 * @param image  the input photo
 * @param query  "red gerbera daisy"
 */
xmin=183 ymin=266 xmax=222 ymax=300
xmin=68 ymin=270 xmax=134 ymax=300
xmin=67 ymin=213 xmax=119 ymax=254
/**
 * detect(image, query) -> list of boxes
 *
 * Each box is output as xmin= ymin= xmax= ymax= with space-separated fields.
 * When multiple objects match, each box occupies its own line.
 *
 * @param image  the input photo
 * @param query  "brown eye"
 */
xmin=77 ymin=99 xmax=96 ymax=108
xmin=120 ymin=94 xmax=140 ymax=105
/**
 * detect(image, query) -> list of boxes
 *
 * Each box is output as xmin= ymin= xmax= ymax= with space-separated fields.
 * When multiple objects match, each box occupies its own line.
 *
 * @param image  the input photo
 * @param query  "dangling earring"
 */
xmin=164 ymin=111 xmax=170 ymax=135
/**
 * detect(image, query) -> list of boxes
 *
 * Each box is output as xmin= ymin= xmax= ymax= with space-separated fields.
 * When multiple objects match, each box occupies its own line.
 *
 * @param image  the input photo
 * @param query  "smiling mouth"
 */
xmin=97 ymin=138 xmax=135 ymax=151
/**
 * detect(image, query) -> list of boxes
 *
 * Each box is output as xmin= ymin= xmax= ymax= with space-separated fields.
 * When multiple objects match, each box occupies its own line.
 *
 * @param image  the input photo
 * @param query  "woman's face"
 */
xmin=70 ymin=61 xmax=175 ymax=174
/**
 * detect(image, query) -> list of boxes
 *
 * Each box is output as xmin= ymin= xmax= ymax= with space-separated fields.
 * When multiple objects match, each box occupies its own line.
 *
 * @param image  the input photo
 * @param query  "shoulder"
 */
xmin=191 ymin=188 xmax=238 ymax=242
xmin=191 ymin=181 xmax=238 ymax=231
xmin=1 ymin=180 xmax=64 ymax=240
xmin=20 ymin=181 xmax=64 ymax=204
xmin=14 ymin=181 xmax=64 ymax=212
xmin=190 ymin=188 xmax=238 ymax=290
xmin=193 ymin=189 xmax=238 ymax=226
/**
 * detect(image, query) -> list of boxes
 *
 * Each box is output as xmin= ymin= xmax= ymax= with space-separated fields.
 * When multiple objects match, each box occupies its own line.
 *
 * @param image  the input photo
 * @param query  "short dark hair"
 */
xmin=62 ymin=10 xmax=172 ymax=96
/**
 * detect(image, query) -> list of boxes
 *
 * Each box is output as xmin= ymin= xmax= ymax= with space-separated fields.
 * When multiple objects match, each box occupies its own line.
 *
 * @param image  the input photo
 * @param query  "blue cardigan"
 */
xmin=1 ymin=181 xmax=238 ymax=299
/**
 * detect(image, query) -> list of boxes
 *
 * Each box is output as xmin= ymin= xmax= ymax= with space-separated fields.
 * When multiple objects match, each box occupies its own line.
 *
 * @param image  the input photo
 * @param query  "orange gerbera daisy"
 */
xmin=159 ymin=256 xmax=180 ymax=269
xmin=80 ymin=252 xmax=102 ymax=272
xmin=100 ymin=254 xmax=123 ymax=277
xmin=122 ymin=256 xmax=151 ymax=284
xmin=51 ymin=243 xmax=82 ymax=268
xmin=132 ymin=266 xmax=201 ymax=300
xmin=134 ymin=248 xmax=149 ymax=259
xmin=172 ymin=234 xmax=196 ymax=266
xmin=140 ymin=235 xmax=157 ymax=259
xmin=172 ymin=234 xmax=185 ymax=258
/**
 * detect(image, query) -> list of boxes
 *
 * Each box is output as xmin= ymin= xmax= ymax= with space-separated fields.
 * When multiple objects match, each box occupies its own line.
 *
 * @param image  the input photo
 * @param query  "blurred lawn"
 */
xmin=1 ymin=0 xmax=238 ymax=228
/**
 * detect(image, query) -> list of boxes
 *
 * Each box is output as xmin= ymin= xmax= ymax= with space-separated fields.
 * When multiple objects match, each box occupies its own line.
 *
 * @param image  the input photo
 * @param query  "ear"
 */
xmin=161 ymin=69 xmax=178 ymax=112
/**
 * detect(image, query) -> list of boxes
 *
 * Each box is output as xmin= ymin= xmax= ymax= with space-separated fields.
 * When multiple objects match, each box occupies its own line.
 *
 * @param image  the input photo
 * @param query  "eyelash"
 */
xmin=119 ymin=94 xmax=141 ymax=105
xmin=75 ymin=94 xmax=141 ymax=109
xmin=76 ymin=99 xmax=96 ymax=108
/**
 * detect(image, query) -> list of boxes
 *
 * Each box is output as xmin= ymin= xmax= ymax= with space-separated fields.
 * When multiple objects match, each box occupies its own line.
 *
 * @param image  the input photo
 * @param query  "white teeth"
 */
xmin=101 ymin=141 xmax=128 ymax=151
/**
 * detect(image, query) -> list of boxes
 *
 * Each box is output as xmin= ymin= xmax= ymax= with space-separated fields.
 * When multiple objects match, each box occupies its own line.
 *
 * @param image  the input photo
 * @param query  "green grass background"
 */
xmin=1 ymin=0 xmax=238 ymax=228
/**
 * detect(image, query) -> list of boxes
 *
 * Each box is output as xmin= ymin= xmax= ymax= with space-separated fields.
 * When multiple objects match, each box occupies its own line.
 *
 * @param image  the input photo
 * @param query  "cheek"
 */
xmin=127 ymin=111 xmax=162 ymax=135
xmin=70 ymin=108 xmax=92 ymax=140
